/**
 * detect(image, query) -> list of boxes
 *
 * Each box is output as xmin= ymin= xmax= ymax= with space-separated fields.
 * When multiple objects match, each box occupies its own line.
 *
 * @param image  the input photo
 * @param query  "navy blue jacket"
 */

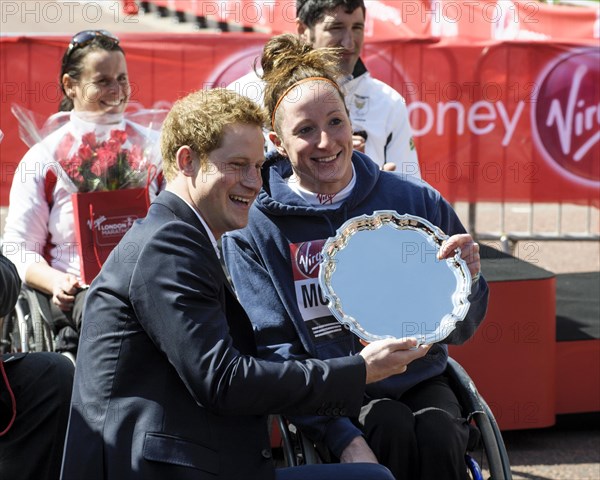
xmin=61 ymin=191 xmax=368 ymax=480
xmin=223 ymin=152 xmax=489 ymax=456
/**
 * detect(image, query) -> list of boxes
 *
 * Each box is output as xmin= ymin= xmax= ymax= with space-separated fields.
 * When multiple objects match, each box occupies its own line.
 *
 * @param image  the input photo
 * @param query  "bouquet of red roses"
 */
xmin=11 ymin=105 xmax=167 ymax=192
xmin=57 ymin=128 xmax=150 ymax=192
xmin=11 ymin=106 xmax=167 ymax=284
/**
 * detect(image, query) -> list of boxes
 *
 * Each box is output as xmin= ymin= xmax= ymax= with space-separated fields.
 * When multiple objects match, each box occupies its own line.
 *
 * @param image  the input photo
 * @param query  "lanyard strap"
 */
xmin=0 ymin=359 xmax=17 ymax=436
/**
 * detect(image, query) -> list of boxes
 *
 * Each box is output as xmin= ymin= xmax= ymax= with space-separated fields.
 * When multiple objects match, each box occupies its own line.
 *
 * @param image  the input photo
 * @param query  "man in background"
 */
xmin=228 ymin=0 xmax=420 ymax=176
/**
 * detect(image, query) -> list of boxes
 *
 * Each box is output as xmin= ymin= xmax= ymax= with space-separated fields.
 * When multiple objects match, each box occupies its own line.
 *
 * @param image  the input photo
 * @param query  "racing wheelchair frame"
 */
xmin=0 ymin=285 xmax=77 ymax=366
xmin=273 ymin=357 xmax=512 ymax=480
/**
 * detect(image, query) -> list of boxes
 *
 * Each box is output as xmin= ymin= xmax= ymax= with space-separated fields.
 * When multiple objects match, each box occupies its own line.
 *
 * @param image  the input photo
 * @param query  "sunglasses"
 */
xmin=62 ymin=30 xmax=120 ymax=70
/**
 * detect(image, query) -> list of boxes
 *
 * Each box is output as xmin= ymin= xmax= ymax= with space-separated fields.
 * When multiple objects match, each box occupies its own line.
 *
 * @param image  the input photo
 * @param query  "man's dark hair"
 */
xmin=296 ymin=0 xmax=366 ymax=28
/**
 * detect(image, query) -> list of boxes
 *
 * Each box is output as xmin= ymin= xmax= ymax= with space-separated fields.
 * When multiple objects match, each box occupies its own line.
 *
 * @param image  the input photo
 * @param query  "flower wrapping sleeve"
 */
xmin=11 ymin=105 xmax=167 ymax=192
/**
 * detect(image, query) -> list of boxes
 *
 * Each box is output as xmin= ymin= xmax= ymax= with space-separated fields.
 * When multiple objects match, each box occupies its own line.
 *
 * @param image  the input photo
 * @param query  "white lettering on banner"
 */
xmin=408 ymin=100 xmax=525 ymax=147
xmin=294 ymin=278 xmax=330 ymax=322
xmin=496 ymin=101 xmax=525 ymax=147
xmin=546 ymin=65 xmax=599 ymax=161
xmin=531 ymin=48 xmax=599 ymax=186
xmin=87 ymin=215 xmax=107 ymax=232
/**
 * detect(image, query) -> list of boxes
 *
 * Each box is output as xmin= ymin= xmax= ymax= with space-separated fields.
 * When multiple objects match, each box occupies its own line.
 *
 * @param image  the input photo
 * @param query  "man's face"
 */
xmin=299 ymin=6 xmax=365 ymax=76
xmin=189 ymin=123 xmax=264 ymax=239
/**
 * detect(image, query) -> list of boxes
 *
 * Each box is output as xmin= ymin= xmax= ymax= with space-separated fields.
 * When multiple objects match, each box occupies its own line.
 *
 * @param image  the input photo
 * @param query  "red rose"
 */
xmin=91 ymin=146 xmax=118 ymax=177
xmin=110 ymin=129 xmax=127 ymax=145
xmin=62 ymin=155 xmax=81 ymax=178
xmin=127 ymin=145 xmax=144 ymax=171
xmin=81 ymin=132 xmax=97 ymax=148
xmin=77 ymin=143 xmax=94 ymax=162
xmin=105 ymin=137 xmax=123 ymax=154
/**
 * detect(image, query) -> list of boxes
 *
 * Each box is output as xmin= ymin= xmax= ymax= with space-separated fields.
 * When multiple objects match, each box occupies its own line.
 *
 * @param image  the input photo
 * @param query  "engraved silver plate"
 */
xmin=318 ymin=211 xmax=471 ymax=344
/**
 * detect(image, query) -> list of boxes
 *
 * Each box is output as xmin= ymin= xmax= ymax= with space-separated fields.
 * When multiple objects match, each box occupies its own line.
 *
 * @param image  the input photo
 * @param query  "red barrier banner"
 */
xmin=1 ymin=33 xmax=598 ymax=207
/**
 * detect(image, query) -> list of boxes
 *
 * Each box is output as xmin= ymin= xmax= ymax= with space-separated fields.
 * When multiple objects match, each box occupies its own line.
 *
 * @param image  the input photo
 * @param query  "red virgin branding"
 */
xmin=289 ymin=239 xmax=333 ymax=326
xmin=531 ymin=49 xmax=600 ymax=185
xmin=316 ymin=193 xmax=337 ymax=205
xmin=290 ymin=239 xmax=326 ymax=280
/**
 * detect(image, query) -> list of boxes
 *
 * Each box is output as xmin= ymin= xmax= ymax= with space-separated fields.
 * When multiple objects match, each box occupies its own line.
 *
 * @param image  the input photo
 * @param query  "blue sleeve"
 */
xmin=222 ymin=231 xmax=364 ymax=455
xmin=222 ymin=231 xmax=306 ymax=360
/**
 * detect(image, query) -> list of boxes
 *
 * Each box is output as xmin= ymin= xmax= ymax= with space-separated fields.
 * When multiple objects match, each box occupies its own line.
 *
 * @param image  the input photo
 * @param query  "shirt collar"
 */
xmin=170 ymin=192 xmax=220 ymax=258
xmin=286 ymin=165 xmax=356 ymax=208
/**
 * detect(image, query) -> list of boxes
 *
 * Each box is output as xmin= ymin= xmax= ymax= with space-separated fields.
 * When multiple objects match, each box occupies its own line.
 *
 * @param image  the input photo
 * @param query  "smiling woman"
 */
xmin=222 ymin=33 xmax=489 ymax=480
xmin=1 ymin=30 xmax=164 ymax=357
xmin=59 ymin=29 xmax=127 ymax=113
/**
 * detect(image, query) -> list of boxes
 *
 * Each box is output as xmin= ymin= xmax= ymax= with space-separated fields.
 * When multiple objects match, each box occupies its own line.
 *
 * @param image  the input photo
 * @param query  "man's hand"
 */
xmin=359 ymin=337 xmax=430 ymax=384
xmin=352 ymin=133 xmax=366 ymax=153
xmin=340 ymin=436 xmax=379 ymax=464
xmin=438 ymin=233 xmax=481 ymax=279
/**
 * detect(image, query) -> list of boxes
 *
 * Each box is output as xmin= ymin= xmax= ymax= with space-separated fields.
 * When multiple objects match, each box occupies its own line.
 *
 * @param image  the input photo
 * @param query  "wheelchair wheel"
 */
xmin=274 ymin=415 xmax=322 ymax=468
xmin=2 ymin=288 xmax=55 ymax=353
xmin=447 ymin=358 xmax=512 ymax=480
xmin=470 ymin=400 xmax=512 ymax=480
xmin=24 ymin=289 xmax=54 ymax=352
xmin=1 ymin=312 xmax=20 ymax=354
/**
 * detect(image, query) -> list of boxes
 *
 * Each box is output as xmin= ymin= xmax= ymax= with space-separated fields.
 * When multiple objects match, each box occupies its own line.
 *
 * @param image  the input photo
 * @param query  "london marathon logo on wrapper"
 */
xmin=531 ymin=48 xmax=600 ymax=186
xmin=87 ymin=215 xmax=139 ymax=246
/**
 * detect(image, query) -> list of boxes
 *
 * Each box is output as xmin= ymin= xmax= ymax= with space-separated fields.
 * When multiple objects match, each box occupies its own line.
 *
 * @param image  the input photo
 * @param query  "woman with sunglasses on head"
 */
xmin=222 ymin=34 xmax=489 ymax=480
xmin=2 ymin=30 xmax=163 ymax=358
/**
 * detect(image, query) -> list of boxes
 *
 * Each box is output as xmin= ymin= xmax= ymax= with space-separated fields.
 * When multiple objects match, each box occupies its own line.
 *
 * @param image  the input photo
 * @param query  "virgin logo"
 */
xmin=531 ymin=49 xmax=600 ymax=186
xmin=295 ymin=241 xmax=323 ymax=279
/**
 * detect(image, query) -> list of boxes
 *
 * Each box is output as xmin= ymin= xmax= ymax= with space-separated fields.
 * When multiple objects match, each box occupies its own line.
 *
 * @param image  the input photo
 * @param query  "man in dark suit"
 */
xmin=60 ymin=89 xmax=429 ymax=480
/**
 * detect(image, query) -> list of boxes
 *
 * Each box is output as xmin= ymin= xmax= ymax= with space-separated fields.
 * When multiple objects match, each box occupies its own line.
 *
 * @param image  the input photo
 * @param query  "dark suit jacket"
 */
xmin=61 ymin=191 xmax=366 ymax=480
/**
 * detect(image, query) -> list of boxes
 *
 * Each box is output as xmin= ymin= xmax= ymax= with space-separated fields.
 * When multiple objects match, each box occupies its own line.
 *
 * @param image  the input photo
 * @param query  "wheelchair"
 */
xmin=272 ymin=357 xmax=512 ymax=480
xmin=1 ymin=285 xmax=76 ymax=364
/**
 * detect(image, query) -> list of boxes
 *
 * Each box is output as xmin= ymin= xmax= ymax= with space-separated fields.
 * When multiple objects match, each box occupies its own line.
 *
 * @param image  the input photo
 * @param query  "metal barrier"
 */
xmin=466 ymin=201 xmax=600 ymax=253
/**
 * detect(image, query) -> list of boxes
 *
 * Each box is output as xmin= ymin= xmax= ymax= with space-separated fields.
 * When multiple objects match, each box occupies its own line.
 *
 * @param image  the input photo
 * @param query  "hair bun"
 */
xmin=260 ymin=33 xmax=344 ymax=130
xmin=261 ymin=34 xmax=308 ymax=77
xmin=261 ymin=34 xmax=339 ymax=82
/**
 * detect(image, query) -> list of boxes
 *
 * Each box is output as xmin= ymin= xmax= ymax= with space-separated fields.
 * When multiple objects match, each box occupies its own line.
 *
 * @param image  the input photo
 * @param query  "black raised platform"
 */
xmin=556 ymin=272 xmax=600 ymax=342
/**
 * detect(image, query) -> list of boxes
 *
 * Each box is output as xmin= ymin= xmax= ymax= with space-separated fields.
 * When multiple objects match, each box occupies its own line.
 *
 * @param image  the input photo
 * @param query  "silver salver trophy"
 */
xmin=319 ymin=211 xmax=472 ymax=345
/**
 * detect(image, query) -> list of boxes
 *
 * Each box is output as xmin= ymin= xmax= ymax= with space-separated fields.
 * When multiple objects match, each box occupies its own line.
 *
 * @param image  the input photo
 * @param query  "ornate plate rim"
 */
xmin=318 ymin=210 xmax=472 ymax=344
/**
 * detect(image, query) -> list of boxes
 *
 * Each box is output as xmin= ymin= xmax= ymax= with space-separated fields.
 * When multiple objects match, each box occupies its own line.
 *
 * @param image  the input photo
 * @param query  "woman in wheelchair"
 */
xmin=222 ymin=34 xmax=490 ymax=480
xmin=2 ymin=30 xmax=162 ymax=356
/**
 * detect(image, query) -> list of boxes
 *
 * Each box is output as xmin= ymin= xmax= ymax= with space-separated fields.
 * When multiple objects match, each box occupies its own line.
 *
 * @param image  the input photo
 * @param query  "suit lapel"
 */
xmin=153 ymin=191 xmax=206 ymax=234
xmin=153 ymin=191 xmax=257 ymax=355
